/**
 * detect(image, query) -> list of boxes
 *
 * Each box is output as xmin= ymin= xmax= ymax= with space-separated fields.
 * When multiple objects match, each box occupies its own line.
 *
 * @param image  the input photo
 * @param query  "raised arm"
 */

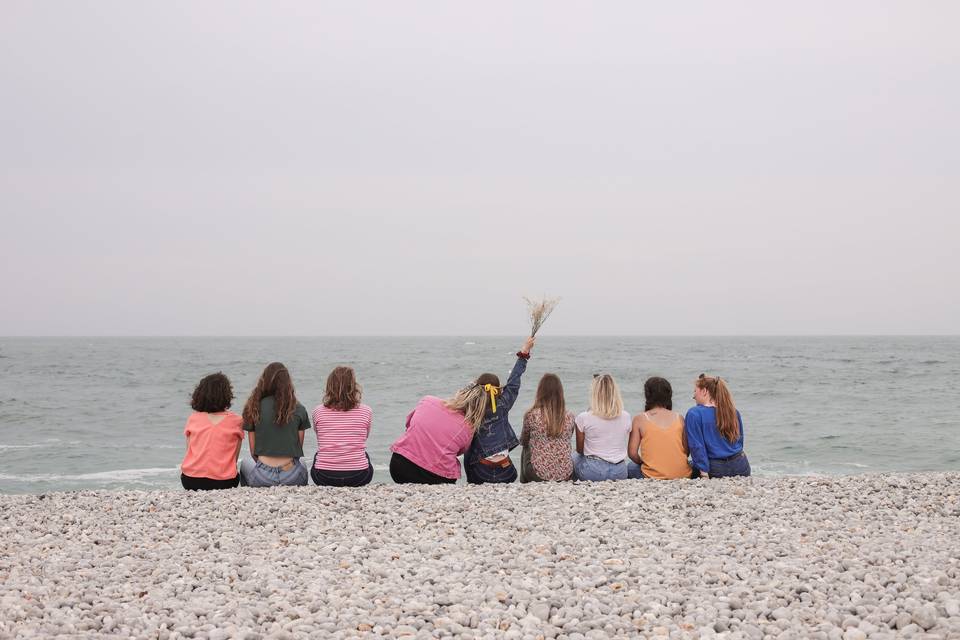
xmin=498 ymin=337 xmax=535 ymax=412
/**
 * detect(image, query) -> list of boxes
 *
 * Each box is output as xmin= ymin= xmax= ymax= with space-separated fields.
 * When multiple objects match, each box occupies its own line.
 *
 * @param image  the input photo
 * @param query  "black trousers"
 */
xmin=389 ymin=453 xmax=456 ymax=484
xmin=181 ymin=473 xmax=240 ymax=491
xmin=311 ymin=452 xmax=375 ymax=487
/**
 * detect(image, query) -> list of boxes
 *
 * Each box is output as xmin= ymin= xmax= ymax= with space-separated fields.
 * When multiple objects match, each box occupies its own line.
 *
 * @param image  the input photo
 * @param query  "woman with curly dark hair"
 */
xmin=626 ymin=377 xmax=698 ymax=480
xmin=180 ymin=372 xmax=244 ymax=490
xmin=239 ymin=362 xmax=311 ymax=487
xmin=311 ymin=366 xmax=374 ymax=486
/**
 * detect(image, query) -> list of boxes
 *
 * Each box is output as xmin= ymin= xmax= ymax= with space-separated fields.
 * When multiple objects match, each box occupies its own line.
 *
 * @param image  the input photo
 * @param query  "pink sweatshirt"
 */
xmin=390 ymin=396 xmax=473 ymax=479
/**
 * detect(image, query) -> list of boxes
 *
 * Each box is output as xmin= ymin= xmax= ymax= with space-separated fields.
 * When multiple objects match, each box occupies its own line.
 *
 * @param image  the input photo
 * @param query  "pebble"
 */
xmin=1 ymin=473 xmax=958 ymax=638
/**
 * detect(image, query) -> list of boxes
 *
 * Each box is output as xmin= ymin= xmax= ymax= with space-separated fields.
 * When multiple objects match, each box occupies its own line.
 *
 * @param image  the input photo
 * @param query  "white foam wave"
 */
xmin=0 ymin=467 xmax=178 ymax=482
xmin=0 ymin=438 xmax=61 ymax=451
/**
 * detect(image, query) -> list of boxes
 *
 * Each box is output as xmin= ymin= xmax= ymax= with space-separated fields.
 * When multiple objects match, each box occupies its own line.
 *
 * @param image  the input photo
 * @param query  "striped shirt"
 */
xmin=312 ymin=403 xmax=372 ymax=471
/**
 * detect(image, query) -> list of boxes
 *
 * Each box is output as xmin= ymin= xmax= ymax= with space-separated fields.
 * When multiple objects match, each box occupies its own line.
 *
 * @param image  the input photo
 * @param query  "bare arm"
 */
xmin=248 ymin=431 xmax=257 ymax=461
xmin=627 ymin=416 xmax=643 ymax=465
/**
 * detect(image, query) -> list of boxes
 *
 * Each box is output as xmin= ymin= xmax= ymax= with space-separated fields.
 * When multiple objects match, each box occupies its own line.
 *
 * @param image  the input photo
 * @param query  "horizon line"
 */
xmin=2 ymin=334 xmax=958 ymax=339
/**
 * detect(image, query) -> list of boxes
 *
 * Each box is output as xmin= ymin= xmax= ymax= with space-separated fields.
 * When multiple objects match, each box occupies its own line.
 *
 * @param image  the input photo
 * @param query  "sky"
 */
xmin=1 ymin=1 xmax=958 ymax=336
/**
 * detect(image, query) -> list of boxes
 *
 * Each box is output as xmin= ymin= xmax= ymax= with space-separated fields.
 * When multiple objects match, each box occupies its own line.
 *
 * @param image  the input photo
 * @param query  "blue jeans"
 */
xmin=572 ymin=452 xmax=627 ymax=481
xmin=240 ymin=458 xmax=308 ymax=487
xmin=708 ymin=452 xmax=751 ymax=478
xmin=465 ymin=457 xmax=518 ymax=484
xmin=627 ymin=461 xmax=701 ymax=479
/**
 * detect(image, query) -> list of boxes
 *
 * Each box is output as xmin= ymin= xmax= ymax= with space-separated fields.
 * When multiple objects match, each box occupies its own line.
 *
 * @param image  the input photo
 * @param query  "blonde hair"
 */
xmin=444 ymin=383 xmax=490 ymax=431
xmin=589 ymin=374 xmax=623 ymax=419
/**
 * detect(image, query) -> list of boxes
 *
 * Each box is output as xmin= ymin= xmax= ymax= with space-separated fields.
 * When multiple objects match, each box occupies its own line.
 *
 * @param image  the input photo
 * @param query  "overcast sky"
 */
xmin=1 ymin=2 xmax=958 ymax=336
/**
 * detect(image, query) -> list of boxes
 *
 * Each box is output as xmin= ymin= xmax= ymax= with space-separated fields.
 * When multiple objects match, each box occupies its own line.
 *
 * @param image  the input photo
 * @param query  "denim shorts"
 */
xmin=239 ymin=458 xmax=308 ymax=487
xmin=571 ymin=452 xmax=628 ymax=481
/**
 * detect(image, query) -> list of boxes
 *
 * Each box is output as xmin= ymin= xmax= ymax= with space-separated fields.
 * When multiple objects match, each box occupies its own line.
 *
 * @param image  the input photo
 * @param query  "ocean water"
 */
xmin=0 ymin=336 xmax=957 ymax=494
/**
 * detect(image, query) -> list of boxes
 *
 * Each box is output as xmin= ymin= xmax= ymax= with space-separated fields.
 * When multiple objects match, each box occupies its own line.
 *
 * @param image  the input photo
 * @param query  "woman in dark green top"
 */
xmin=239 ymin=362 xmax=311 ymax=487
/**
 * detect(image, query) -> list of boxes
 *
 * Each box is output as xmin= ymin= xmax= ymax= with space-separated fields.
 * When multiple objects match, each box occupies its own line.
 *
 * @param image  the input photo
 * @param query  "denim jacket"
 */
xmin=465 ymin=356 xmax=527 ymax=465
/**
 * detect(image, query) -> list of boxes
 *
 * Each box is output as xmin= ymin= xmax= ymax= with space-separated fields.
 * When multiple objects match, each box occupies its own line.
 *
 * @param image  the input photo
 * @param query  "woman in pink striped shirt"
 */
xmin=311 ymin=366 xmax=374 ymax=486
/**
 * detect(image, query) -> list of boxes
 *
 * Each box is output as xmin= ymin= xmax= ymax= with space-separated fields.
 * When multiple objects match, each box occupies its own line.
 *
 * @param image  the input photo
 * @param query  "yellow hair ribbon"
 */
xmin=483 ymin=383 xmax=499 ymax=413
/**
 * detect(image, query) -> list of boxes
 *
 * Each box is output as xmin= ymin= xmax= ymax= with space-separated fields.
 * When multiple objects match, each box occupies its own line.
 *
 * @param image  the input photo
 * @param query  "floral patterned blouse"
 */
xmin=521 ymin=408 xmax=575 ymax=481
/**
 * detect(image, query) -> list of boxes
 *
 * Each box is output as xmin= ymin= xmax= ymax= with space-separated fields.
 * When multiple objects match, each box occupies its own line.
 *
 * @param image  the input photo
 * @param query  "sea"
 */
xmin=0 ymin=336 xmax=957 ymax=494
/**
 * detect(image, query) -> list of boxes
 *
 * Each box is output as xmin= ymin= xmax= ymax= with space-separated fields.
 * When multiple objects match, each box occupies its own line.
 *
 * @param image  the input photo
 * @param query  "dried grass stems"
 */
xmin=524 ymin=296 xmax=561 ymax=337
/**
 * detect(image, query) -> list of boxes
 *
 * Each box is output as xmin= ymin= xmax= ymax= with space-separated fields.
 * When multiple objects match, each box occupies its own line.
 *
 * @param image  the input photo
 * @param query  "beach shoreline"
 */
xmin=2 ymin=473 xmax=959 ymax=639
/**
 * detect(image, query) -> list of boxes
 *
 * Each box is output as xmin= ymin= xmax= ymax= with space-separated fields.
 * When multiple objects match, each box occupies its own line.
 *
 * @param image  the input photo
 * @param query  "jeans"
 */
xmin=626 ymin=461 xmax=701 ymax=480
xmin=311 ymin=452 xmax=374 ymax=487
xmin=465 ymin=457 xmax=518 ymax=484
xmin=181 ymin=473 xmax=240 ymax=491
xmin=239 ymin=458 xmax=308 ymax=487
xmin=571 ymin=452 xmax=627 ymax=481
xmin=708 ymin=452 xmax=751 ymax=478
xmin=389 ymin=453 xmax=456 ymax=485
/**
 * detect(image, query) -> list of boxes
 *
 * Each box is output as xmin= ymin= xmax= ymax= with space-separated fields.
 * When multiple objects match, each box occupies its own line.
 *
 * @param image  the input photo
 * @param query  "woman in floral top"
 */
xmin=520 ymin=374 xmax=575 ymax=482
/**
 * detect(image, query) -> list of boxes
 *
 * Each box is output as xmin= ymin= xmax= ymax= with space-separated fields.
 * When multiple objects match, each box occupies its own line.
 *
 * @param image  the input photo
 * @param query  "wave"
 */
xmin=0 ymin=438 xmax=62 ymax=451
xmin=0 ymin=467 xmax=178 ymax=482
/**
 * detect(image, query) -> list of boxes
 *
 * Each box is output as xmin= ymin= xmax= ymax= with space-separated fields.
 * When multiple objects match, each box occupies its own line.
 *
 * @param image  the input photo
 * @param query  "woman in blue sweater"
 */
xmin=684 ymin=374 xmax=750 ymax=478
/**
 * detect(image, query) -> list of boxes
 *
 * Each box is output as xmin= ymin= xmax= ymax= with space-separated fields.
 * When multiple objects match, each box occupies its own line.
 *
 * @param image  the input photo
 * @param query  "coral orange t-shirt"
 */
xmin=180 ymin=411 xmax=244 ymax=480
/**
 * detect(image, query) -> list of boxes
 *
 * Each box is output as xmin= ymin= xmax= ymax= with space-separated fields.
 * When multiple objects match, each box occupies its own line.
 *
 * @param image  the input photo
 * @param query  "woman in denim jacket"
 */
xmin=464 ymin=337 xmax=536 ymax=484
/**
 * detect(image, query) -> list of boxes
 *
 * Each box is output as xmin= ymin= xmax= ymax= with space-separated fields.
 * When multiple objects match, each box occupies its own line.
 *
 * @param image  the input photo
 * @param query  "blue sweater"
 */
xmin=683 ymin=405 xmax=745 ymax=473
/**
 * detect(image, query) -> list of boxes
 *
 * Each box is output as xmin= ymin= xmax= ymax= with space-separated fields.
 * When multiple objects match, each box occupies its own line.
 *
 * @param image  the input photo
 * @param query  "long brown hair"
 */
xmin=526 ymin=373 xmax=567 ymax=437
xmin=696 ymin=374 xmax=739 ymax=443
xmin=323 ymin=366 xmax=362 ymax=411
xmin=243 ymin=362 xmax=298 ymax=427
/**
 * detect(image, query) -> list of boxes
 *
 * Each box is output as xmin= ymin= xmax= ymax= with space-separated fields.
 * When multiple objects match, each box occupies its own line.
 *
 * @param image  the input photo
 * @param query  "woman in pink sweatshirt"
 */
xmin=389 ymin=382 xmax=492 ymax=484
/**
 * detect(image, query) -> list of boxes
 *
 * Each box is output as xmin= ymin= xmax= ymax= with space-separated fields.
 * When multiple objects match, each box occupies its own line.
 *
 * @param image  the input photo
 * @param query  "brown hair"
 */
xmin=696 ymin=374 xmax=739 ymax=443
xmin=243 ymin=362 xmax=298 ymax=427
xmin=475 ymin=373 xmax=500 ymax=388
xmin=526 ymin=373 xmax=567 ymax=437
xmin=644 ymin=376 xmax=673 ymax=411
xmin=323 ymin=366 xmax=362 ymax=412
xmin=191 ymin=372 xmax=233 ymax=413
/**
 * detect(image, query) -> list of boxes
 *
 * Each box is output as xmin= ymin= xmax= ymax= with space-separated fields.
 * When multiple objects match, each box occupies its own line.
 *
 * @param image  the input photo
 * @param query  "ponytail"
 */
xmin=696 ymin=374 xmax=740 ymax=443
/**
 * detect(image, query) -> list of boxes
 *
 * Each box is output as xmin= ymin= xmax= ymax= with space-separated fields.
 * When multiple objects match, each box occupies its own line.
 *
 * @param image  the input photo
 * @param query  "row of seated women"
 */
xmin=179 ymin=337 xmax=750 ymax=490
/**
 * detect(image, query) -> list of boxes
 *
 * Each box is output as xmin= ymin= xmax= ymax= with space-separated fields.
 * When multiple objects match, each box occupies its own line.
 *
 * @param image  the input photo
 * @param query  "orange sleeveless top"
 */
xmin=638 ymin=413 xmax=693 ymax=480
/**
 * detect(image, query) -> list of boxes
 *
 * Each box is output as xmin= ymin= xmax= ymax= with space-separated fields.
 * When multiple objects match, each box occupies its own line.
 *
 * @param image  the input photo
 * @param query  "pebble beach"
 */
xmin=2 ymin=474 xmax=959 ymax=639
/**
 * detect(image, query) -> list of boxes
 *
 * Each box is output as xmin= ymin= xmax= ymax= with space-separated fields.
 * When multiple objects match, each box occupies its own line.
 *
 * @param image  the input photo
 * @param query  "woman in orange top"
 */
xmin=180 ymin=372 xmax=244 ymax=490
xmin=626 ymin=377 xmax=699 ymax=480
